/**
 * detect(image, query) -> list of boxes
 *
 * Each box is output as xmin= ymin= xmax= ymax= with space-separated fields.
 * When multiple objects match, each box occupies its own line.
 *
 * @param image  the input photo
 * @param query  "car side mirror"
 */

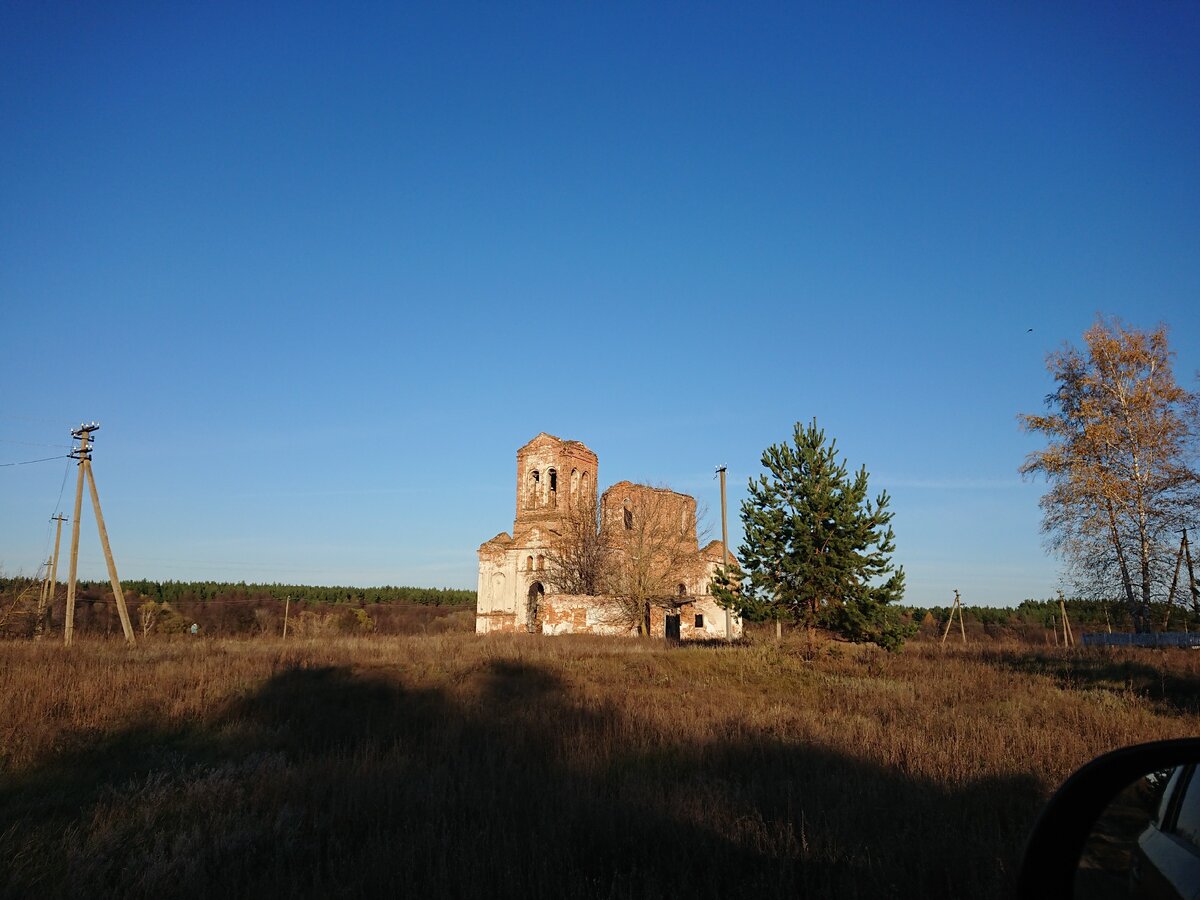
xmin=1017 ymin=737 xmax=1200 ymax=899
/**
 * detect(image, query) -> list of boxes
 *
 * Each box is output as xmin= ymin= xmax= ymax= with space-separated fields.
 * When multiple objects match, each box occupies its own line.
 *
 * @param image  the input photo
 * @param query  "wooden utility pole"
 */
xmin=1164 ymin=531 xmax=1188 ymax=630
xmin=717 ymin=465 xmax=732 ymax=642
xmin=1182 ymin=528 xmax=1198 ymax=618
xmin=941 ymin=589 xmax=966 ymax=644
xmin=1058 ymin=593 xmax=1073 ymax=648
xmin=34 ymin=514 xmax=66 ymax=639
xmin=64 ymin=428 xmax=88 ymax=646
xmin=35 ymin=557 xmax=51 ymax=629
xmin=63 ymin=423 xmax=134 ymax=645
xmin=282 ymin=595 xmax=291 ymax=638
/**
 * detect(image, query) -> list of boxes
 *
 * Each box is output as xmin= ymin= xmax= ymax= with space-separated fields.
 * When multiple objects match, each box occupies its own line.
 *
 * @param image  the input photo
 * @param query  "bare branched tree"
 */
xmin=0 ymin=573 xmax=44 ymax=638
xmin=602 ymin=485 xmax=707 ymax=635
xmin=542 ymin=493 xmax=613 ymax=596
xmin=139 ymin=600 xmax=161 ymax=638
xmin=542 ymin=484 xmax=708 ymax=635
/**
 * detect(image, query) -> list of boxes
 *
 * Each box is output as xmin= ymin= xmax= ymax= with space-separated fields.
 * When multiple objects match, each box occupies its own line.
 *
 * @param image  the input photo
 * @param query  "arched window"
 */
xmin=526 ymin=582 xmax=545 ymax=633
xmin=548 ymin=468 xmax=557 ymax=508
xmin=527 ymin=470 xmax=540 ymax=509
xmin=570 ymin=469 xmax=579 ymax=506
xmin=536 ymin=554 xmax=545 ymax=570
xmin=678 ymin=583 xmax=687 ymax=596
xmin=581 ymin=471 xmax=590 ymax=502
xmin=526 ymin=556 xmax=534 ymax=572
xmin=623 ymin=501 xmax=633 ymax=531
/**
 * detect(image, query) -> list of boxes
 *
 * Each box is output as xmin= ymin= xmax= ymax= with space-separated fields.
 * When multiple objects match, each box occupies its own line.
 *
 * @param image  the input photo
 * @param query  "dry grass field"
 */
xmin=2 ymin=633 xmax=1198 ymax=899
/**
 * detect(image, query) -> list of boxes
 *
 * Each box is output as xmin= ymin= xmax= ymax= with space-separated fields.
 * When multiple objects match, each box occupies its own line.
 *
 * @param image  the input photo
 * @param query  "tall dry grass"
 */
xmin=1 ymin=634 xmax=1196 ymax=898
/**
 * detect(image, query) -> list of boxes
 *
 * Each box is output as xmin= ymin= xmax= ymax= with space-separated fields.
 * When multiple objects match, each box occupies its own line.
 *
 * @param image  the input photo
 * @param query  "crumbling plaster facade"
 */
xmin=476 ymin=433 xmax=741 ymax=640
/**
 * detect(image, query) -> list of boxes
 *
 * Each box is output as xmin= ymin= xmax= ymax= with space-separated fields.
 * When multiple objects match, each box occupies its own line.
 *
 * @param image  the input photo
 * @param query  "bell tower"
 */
xmin=514 ymin=433 xmax=598 ymax=533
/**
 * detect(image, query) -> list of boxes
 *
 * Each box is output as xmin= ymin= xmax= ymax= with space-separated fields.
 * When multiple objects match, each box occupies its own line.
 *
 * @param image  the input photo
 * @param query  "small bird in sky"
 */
xmin=1026 ymin=328 xmax=1034 ymax=333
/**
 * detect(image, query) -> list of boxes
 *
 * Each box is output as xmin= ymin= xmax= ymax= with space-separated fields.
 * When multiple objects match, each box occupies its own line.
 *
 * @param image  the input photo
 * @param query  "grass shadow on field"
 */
xmin=1 ymin=659 xmax=1043 ymax=900
xmin=991 ymin=649 xmax=1200 ymax=716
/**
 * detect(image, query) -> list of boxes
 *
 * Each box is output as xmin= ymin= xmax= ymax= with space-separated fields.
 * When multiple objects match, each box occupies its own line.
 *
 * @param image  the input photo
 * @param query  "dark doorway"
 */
xmin=526 ymin=582 xmax=545 ymax=633
xmin=665 ymin=614 xmax=681 ymax=643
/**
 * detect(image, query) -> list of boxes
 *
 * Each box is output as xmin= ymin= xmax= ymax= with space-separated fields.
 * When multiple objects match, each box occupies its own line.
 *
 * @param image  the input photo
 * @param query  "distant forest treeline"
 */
xmin=902 ymin=598 xmax=1199 ymax=633
xmin=0 ymin=577 xmax=475 ymax=639
xmin=4 ymin=575 xmax=1196 ymax=641
xmin=106 ymin=579 xmax=475 ymax=607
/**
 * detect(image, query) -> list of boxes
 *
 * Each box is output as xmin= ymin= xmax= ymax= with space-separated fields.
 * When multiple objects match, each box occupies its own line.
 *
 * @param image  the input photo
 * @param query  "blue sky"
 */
xmin=2 ymin=2 xmax=1197 ymax=606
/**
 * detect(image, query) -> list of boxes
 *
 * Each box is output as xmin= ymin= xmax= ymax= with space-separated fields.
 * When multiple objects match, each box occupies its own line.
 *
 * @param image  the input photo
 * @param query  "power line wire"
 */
xmin=41 ymin=457 xmax=74 ymax=562
xmin=0 ymin=454 xmax=69 ymax=467
xmin=52 ymin=457 xmax=71 ymax=514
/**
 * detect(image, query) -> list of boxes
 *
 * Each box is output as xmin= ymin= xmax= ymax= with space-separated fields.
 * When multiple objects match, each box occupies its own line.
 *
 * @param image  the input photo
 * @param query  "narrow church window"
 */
xmin=678 ymin=583 xmax=686 ymax=596
xmin=570 ymin=469 xmax=579 ymax=506
xmin=624 ymin=503 xmax=633 ymax=530
xmin=548 ymin=469 xmax=557 ymax=507
xmin=694 ymin=614 xmax=704 ymax=628
xmin=526 ymin=556 xmax=534 ymax=572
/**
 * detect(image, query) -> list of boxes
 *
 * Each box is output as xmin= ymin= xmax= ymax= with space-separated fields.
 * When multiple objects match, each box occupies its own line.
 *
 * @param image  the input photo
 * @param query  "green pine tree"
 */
xmin=714 ymin=419 xmax=911 ymax=650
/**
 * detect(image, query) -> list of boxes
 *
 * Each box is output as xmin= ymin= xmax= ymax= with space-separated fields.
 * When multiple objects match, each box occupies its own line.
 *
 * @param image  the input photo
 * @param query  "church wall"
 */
xmin=475 ymin=542 xmax=521 ymax=633
xmin=540 ymin=595 xmax=637 ymax=636
xmin=539 ymin=593 xmax=739 ymax=640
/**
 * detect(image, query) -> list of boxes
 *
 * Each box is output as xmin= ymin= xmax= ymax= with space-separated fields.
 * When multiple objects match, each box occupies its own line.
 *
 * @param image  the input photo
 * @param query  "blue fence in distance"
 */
xmin=1081 ymin=632 xmax=1200 ymax=648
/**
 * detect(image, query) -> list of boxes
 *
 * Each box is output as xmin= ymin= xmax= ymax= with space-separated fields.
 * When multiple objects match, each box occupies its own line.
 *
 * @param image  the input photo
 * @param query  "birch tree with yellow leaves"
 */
xmin=1021 ymin=317 xmax=1200 ymax=632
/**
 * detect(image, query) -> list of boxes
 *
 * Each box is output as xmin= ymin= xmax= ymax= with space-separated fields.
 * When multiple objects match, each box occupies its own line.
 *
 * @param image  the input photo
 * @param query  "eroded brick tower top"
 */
xmin=514 ymin=433 xmax=598 ymax=534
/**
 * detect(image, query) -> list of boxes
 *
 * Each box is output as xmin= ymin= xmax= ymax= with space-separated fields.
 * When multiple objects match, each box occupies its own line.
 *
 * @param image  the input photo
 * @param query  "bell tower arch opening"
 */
xmin=527 ymin=470 xmax=540 ymax=509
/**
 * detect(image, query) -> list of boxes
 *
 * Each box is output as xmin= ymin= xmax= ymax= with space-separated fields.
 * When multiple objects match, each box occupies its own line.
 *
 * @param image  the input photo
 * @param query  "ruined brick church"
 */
xmin=476 ymin=433 xmax=741 ymax=639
